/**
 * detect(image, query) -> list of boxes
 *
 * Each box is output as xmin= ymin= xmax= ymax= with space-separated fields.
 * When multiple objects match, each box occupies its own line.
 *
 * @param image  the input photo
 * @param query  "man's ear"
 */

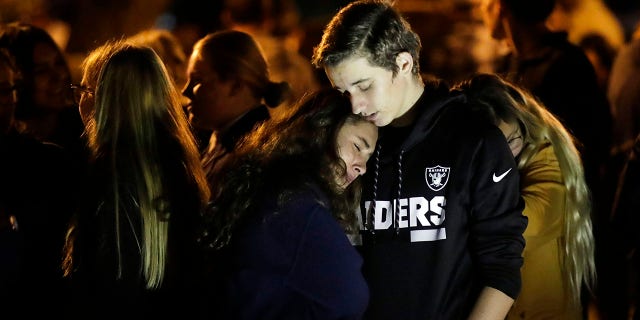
xmin=396 ymin=52 xmax=414 ymax=74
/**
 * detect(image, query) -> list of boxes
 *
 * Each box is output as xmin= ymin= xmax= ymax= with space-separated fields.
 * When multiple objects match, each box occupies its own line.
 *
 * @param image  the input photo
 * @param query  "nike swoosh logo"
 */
xmin=492 ymin=168 xmax=512 ymax=182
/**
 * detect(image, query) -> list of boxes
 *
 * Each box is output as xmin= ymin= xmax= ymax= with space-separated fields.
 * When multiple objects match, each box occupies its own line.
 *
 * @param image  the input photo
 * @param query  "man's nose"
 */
xmin=350 ymin=92 xmax=367 ymax=115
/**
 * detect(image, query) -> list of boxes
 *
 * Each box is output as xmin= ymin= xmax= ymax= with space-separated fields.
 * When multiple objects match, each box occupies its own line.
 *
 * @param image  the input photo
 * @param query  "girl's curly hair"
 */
xmin=202 ymin=88 xmax=368 ymax=250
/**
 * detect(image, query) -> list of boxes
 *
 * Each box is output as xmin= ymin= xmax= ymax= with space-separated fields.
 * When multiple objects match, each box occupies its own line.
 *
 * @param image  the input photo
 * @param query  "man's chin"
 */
xmin=374 ymin=117 xmax=391 ymax=127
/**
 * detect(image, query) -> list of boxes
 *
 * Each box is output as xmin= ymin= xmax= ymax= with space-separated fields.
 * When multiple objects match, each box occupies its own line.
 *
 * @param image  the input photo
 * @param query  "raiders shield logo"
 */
xmin=425 ymin=165 xmax=450 ymax=191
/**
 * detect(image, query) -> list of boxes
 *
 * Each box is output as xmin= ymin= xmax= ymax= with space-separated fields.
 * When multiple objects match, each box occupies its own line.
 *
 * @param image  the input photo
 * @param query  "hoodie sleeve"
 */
xmin=468 ymin=126 xmax=527 ymax=299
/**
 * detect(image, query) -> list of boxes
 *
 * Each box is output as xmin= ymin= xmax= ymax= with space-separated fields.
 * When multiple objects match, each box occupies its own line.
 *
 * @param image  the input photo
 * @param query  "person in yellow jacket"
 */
xmin=454 ymin=73 xmax=596 ymax=319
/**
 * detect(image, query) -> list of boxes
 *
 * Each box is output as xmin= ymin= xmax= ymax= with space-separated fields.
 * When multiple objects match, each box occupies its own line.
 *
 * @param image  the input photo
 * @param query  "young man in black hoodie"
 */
xmin=312 ymin=1 xmax=528 ymax=319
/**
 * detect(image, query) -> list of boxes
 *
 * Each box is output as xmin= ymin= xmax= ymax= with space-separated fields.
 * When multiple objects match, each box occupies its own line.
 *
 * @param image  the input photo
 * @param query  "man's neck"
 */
xmin=390 ymin=78 xmax=425 ymax=127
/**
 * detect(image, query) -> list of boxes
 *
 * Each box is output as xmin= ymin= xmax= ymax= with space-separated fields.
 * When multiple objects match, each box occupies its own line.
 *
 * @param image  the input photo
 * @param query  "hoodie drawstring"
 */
xmin=367 ymin=145 xmax=404 ymax=237
xmin=395 ymin=150 xmax=404 ymax=235
xmin=366 ymin=144 xmax=381 ymax=235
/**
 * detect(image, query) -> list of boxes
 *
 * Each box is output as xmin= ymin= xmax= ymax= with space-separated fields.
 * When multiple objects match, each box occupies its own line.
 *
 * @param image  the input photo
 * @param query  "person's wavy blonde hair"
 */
xmin=455 ymin=73 xmax=596 ymax=308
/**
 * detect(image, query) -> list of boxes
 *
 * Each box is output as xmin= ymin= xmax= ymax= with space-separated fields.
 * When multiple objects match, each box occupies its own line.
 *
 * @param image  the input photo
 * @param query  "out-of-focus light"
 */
xmin=155 ymin=13 xmax=177 ymax=31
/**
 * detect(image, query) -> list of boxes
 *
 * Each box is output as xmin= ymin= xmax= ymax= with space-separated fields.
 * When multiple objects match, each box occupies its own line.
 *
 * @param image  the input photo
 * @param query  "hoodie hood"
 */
xmin=397 ymin=81 xmax=466 ymax=151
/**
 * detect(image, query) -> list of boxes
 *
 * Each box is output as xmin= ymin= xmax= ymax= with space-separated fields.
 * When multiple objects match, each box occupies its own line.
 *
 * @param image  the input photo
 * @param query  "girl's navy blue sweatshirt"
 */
xmin=211 ymin=184 xmax=369 ymax=319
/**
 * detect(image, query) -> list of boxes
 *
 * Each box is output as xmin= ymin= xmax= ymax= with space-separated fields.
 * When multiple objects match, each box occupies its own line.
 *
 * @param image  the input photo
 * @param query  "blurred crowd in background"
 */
xmin=1 ymin=0 xmax=638 ymax=86
xmin=2 ymin=0 xmax=640 ymax=318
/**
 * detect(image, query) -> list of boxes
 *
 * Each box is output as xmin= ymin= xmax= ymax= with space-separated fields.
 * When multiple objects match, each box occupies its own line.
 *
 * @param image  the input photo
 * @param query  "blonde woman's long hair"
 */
xmin=456 ymin=73 xmax=596 ymax=307
xmin=77 ymin=40 xmax=209 ymax=289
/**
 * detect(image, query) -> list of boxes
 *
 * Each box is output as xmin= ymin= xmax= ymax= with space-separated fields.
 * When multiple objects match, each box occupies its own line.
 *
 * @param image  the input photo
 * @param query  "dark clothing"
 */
xmin=607 ymin=134 xmax=640 ymax=320
xmin=608 ymin=38 xmax=640 ymax=158
xmin=0 ymin=129 xmax=78 ymax=316
xmin=64 ymin=144 xmax=207 ymax=318
xmin=502 ymin=32 xmax=612 ymax=203
xmin=202 ymin=105 xmax=270 ymax=183
xmin=358 ymin=83 xmax=527 ymax=319
xmin=607 ymin=39 xmax=640 ymax=189
xmin=210 ymin=184 xmax=369 ymax=320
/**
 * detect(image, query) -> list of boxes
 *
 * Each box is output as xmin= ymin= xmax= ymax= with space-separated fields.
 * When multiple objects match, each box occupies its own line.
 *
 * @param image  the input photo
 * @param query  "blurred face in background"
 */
xmin=498 ymin=120 xmax=524 ymax=157
xmin=182 ymin=47 xmax=235 ymax=131
xmin=31 ymin=42 xmax=73 ymax=111
xmin=164 ymin=51 xmax=187 ymax=94
xmin=479 ymin=0 xmax=505 ymax=40
xmin=0 ymin=59 xmax=17 ymax=132
xmin=76 ymin=78 xmax=94 ymax=126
